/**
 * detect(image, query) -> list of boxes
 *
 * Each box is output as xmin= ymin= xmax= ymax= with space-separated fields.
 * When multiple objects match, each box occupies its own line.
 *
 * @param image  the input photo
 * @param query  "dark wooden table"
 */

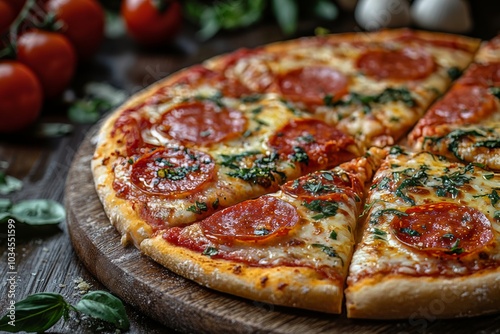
xmin=1 ymin=4 xmax=500 ymax=333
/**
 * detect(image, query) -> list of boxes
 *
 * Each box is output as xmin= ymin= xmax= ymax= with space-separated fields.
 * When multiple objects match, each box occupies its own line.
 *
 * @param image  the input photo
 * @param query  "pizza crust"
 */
xmin=346 ymin=270 xmax=500 ymax=319
xmin=141 ymin=235 xmax=345 ymax=314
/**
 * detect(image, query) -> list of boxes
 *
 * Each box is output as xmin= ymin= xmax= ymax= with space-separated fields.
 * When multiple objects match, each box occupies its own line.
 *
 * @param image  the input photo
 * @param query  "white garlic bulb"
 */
xmin=355 ymin=0 xmax=411 ymax=31
xmin=411 ymin=0 xmax=473 ymax=33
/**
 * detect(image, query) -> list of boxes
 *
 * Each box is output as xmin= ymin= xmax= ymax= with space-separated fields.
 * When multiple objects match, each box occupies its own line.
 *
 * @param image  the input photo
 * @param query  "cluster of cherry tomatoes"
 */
xmin=0 ymin=0 xmax=182 ymax=133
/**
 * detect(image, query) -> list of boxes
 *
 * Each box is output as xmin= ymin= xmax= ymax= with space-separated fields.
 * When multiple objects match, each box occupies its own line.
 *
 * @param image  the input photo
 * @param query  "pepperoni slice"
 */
xmin=158 ymin=101 xmax=247 ymax=146
xmin=417 ymin=86 xmax=497 ymax=133
xmin=200 ymin=196 xmax=299 ymax=243
xmin=282 ymin=170 xmax=361 ymax=201
xmin=395 ymin=30 xmax=473 ymax=52
xmin=391 ymin=203 xmax=493 ymax=257
xmin=268 ymin=119 xmax=356 ymax=173
xmin=278 ymin=66 xmax=348 ymax=105
xmin=131 ymin=147 xmax=215 ymax=197
xmin=111 ymin=104 xmax=150 ymax=155
xmin=356 ymin=48 xmax=435 ymax=80
xmin=457 ymin=63 xmax=500 ymax=88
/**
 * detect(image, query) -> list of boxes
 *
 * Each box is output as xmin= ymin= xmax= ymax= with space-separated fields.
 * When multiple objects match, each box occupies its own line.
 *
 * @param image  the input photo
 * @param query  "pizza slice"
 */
xmin=92 ymin=69 xmax=359 ymax=246
xmin=408 ymin=35 xmax=500 ymax=170
xmin=206 ymin=29 xmax=481 ymax=148
xmin=346 ymin=148 xmax=500 ymax=319
xmin=140 ymin=148 xmax=387 ymax=313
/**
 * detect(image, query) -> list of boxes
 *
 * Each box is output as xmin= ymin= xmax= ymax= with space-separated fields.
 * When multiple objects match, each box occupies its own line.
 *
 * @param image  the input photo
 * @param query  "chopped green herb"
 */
xmin=474 ymin=139 xmax=500 ymax=149
xmin=157 ymin=164 xmax=200 ymax=181
xmin=200 ymin=130 xmax=212 ymax=137
xmin=389 ymin=146 xmax=405 ymax=155
xmin=489 ymin=86 xmax=500 ymax=99
xmin=483 ymin=173 xmax=495 ymax=180
xmin=447 ymin=239 xmax=464 ymax=255
xmin=202 ymin=246 xmax=218 ymax=256
xmin=447 ymin=66 xmax=462 ymax=80
xmin=240 ymin=94 xmax=263 ymax=103
xmin=311 ymin=243 xmax=340 ymax=260
xmin=370 ymin=208 xmax=408 ymax=225
xmin=400 ymin=227 xmax=420 ymax=237
xmin=254 ymin=227 xmax=270 ymax=236
xmin=329 ymin=230 xmax=337 ymax=240
xmin=489 ymin=189 xmax=500 ymax=206
xmin=187 ymin=201 xmax=208 ymax=214
xmin=212 ymin=198 xmax=220 ymax=210
xmin=290 ymin=146 xmax=309 ymax=164
xmin=303 ymin=200 xmax=338 ymax=219
xmin=442 ymin=233 xmax=455 ymax=239
xmin=373 ymin=228 xmax=387 ymax=240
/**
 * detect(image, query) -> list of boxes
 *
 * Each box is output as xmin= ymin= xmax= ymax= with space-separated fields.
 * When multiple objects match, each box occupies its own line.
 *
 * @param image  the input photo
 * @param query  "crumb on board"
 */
xmin=73 ymin=277 xmax=92 ymax=294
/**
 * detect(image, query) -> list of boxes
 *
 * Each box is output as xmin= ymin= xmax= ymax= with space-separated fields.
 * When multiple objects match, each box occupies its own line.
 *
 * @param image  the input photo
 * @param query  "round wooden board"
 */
xmin=65 ymin=124 xmax=500 ymax=334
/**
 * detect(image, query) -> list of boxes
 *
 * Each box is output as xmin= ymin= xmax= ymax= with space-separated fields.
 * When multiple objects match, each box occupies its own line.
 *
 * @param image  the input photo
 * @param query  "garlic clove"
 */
xmin=411 ymin=0 xmax=473 ymax=33
xmin=355 ymin=0 xmax=411 ymax=31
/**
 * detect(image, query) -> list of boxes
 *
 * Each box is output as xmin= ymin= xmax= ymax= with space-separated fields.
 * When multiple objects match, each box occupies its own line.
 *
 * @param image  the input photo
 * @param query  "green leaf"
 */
xmin=272 ymin=0 xmax=298 ymax=35
xmin=0 ymin=198 xmax=12 ymax=211
xmin=0 ymin=293 xmax=68 ymax=333
xmin=10 ymin=199 xmax=65 ymax=225
xmin=197 ymin=7 xmax=221 ymax=40
xmin=0 ymin=172 xmax=23 ymax=195
xmin=34 ymin=123 xmax=74 ymax=138
xmin=74 ymin=291 xmax=130 ymax=330
xmin=68 ymin=99 xmax=109 ymax=124
xmin=314 ymin=0 xmax=338 ymax=20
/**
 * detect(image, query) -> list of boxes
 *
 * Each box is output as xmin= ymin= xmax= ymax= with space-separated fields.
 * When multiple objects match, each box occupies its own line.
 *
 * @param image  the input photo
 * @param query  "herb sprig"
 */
xmin=0 ymin=291 xmax=129 ymax=333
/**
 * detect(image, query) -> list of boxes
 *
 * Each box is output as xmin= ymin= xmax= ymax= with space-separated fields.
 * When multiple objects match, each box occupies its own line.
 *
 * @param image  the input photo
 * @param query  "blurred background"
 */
xmin=1 ymin=0 xmax=500 ymax=134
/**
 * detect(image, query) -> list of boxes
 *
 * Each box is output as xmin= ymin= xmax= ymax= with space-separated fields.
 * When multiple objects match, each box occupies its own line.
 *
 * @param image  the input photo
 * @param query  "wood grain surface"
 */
xmin=64 ymin=124 xmax=500 ymax=334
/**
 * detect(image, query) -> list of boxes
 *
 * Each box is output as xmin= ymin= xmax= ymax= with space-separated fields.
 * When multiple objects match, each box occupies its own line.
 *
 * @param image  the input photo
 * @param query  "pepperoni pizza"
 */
xmin=91 ymin=29 xmax=500 ymax=318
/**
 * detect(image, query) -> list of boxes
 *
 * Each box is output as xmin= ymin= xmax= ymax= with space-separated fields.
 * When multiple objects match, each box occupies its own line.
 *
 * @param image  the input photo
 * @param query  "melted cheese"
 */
xmin=348 ymin=151 xmax=500 ymax=283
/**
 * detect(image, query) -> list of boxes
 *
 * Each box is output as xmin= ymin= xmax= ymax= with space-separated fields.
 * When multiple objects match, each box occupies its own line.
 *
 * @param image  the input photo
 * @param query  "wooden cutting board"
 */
xmin=65 ymin=124 xmax=500 ymax=334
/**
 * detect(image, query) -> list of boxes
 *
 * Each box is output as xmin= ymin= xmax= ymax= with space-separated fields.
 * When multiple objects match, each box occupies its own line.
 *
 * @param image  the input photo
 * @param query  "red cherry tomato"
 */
xmin=121 ymin=0 xmax=182 ymax=46
xmin=17 ymin=30 xmax=76 ymax=99
xmin=46 ymin=0 xmax=105 ymax=60
xmin=0 ymin=0 xmax=16 ymax=34
xmin=0 ymin=61 xmax=43 ymax=132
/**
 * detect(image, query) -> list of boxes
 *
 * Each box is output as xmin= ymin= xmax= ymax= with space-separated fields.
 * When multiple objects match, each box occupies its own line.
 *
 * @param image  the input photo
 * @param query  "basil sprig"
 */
xmin=0 ymin=171 xmax=23 ymax=195
xmin=0 ymin=199 xmax=65 ymax=226
xmin=0 ymin=291 xmax=129 ymax=333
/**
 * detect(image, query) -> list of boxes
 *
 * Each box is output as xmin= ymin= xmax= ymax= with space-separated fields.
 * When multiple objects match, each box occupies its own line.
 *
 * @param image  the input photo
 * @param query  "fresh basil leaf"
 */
xmin=74 ymin=291 xmax=130 ymax=330
xmin=10 ymin=199 xmax=65 ymax=225
xmin=197 ymin=7 xmax=220 ymax=40
xmin=84 ymin=82 xmax=127 ymax=107
xmin=34 ymin=123 xmax=74 ymax=138
xmin=0 ymin=198 xmax=12 ymax=212
xmin=0 ymin=172 xmax=23 ymax=195
xmin=0 ymin=293 xmax=68 ymax=333
xmin=272 ymin=0 xmax=298 ymax=35
xmin=68 ymin=98 xmax=111 ymax=124
xmin=314 ymin=0 xmax=338 ymax=20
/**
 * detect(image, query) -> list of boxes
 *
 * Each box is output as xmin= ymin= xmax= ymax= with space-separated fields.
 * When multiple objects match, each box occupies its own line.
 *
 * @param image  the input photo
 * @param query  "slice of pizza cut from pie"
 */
xmin=140 ymin=147 xmax=387 ymax=314
xmin=205 ymin=29 xmax=481 ymax=149
xmin=408 ymin=35 xmax=500 ymax=170
xmin=92 ymin=70 xmax=360 ymax=247
xmin=346 ymin=149 xmax=500 ymax=319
